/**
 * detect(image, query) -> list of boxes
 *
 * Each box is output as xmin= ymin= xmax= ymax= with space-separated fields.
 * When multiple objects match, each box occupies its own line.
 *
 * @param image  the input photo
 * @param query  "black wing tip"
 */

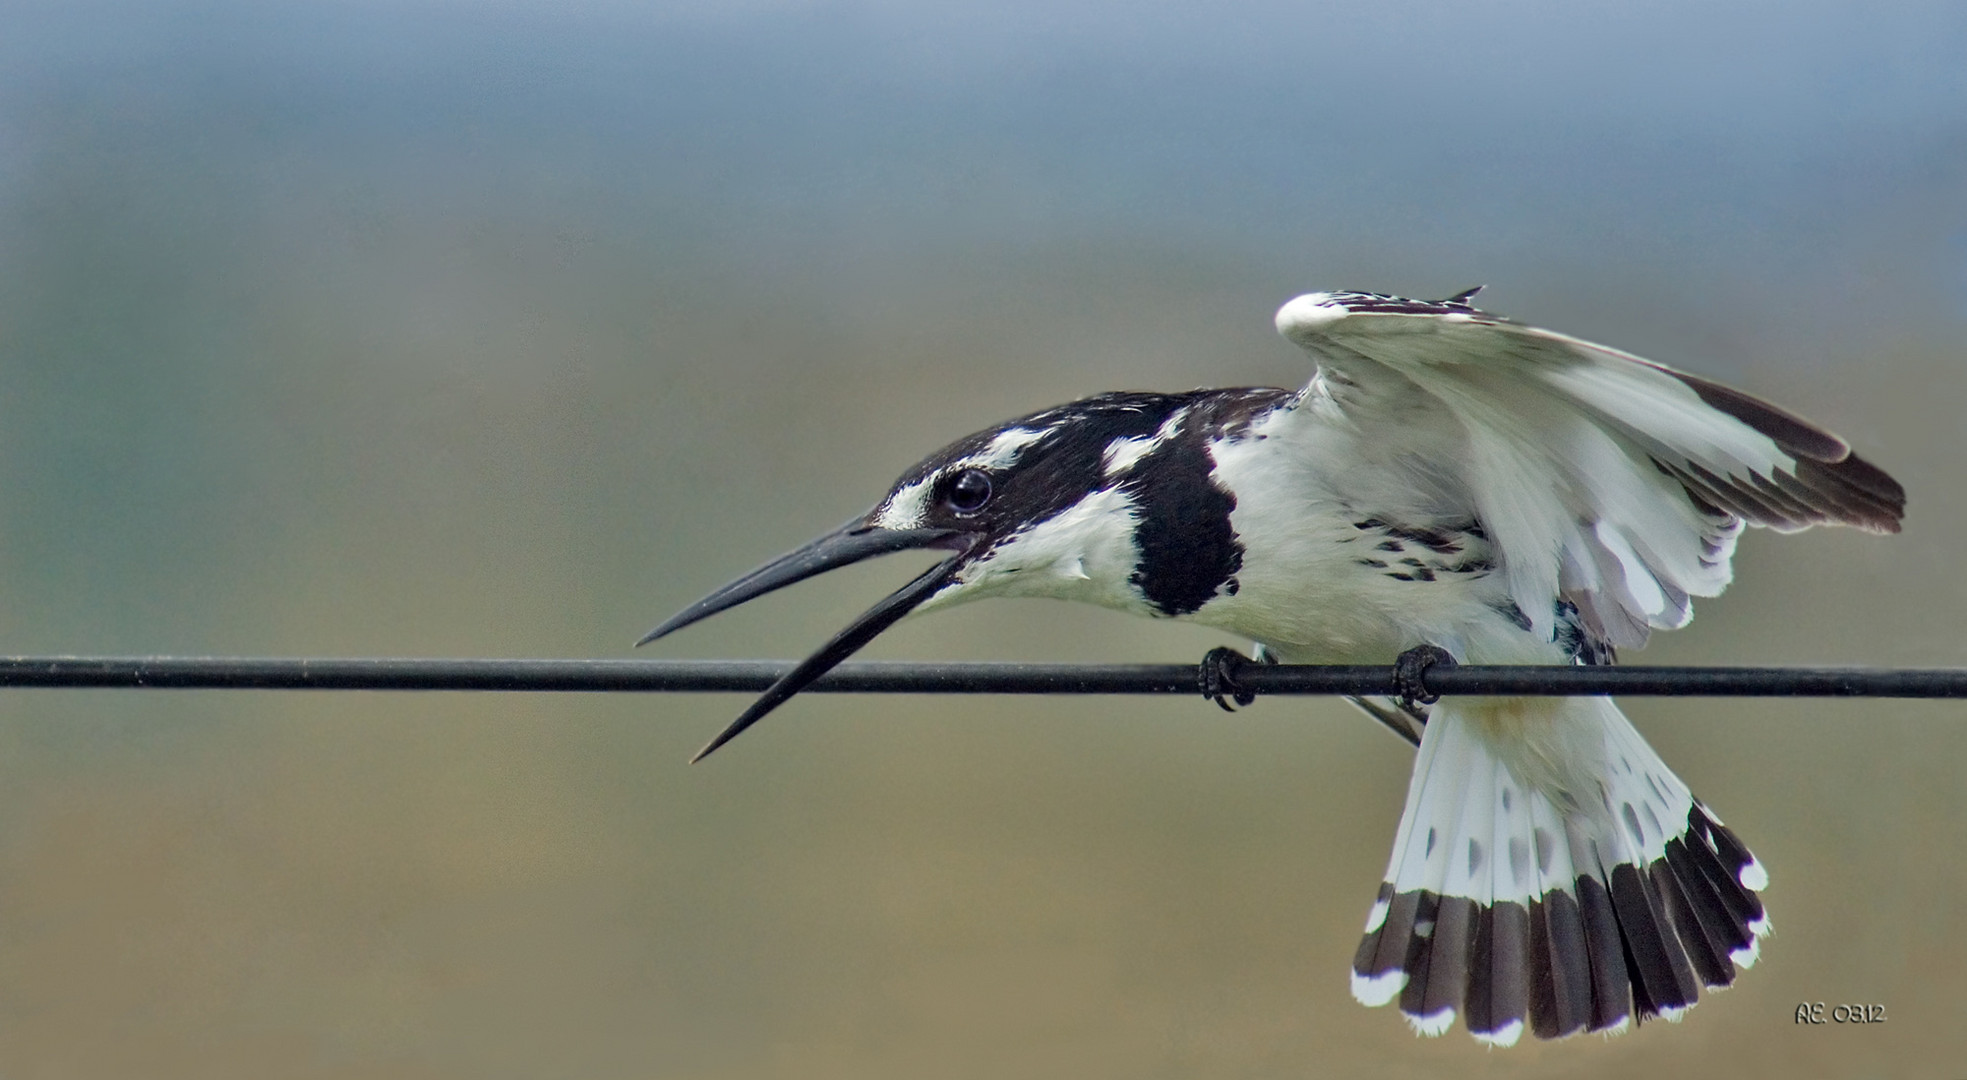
xmin=1817 ymin=451 xmax=1907 ymax=518
xmin=1657 ymin=450 xmax=1905 ymax=536
xmin=1677 ymin=373 xmax=1852 ymax=463
xmin=1665 ymin=371 xmax=1908 ymax=531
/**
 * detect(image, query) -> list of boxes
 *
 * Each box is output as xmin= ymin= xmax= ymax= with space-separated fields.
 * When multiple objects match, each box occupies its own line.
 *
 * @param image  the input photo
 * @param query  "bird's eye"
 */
xmin=944 ymin=468 xmax=993 ymax=514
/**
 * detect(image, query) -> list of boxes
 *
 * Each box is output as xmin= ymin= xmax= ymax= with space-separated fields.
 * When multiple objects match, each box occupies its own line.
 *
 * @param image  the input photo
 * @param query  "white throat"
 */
xmin=916 ymin=487 xmax=1150 ymax=615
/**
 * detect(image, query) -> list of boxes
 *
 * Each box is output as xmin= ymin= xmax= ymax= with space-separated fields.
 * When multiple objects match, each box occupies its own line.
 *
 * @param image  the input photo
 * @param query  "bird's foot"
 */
xmin=1200 ymin=645 xmax=1273 ymax=711
xmin=1393 ymin=644 xmax=1457 ymax=707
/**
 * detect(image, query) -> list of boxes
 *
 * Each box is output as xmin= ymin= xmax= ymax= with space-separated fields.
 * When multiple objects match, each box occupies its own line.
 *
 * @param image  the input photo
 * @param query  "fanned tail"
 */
xmin=1350 ymin=697 xmax=1770 ymax=1043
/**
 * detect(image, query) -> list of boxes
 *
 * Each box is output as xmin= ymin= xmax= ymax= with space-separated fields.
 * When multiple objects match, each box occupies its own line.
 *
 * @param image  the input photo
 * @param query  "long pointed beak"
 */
xmin=637 ymin=520 xmax=971 ymax=763
xmin=637 ymin=519 xmax=960 ymax=646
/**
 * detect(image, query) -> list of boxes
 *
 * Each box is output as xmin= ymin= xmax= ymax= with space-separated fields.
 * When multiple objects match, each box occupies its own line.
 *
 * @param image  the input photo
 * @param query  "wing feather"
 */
xmin=1275 ymin=291 xmax=1904 ymax=645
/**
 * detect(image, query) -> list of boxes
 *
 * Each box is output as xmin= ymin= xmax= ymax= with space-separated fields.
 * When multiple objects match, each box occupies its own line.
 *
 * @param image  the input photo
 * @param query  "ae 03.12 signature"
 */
xmin=1795 ymin=1003 xmax=1885 ymax=1024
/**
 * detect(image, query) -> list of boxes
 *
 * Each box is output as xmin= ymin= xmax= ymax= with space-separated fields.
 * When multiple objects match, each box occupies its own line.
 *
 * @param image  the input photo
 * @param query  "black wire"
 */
xmin=0 ymin=656 xmax=1962 ymax=698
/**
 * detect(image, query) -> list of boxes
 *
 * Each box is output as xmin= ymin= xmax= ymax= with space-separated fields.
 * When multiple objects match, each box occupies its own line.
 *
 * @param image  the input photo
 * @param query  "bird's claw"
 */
xmin=1393 ymin=644 xmax=1457 ymax=707
xmin=1201 ymin=645 xmax=1271 ymax=711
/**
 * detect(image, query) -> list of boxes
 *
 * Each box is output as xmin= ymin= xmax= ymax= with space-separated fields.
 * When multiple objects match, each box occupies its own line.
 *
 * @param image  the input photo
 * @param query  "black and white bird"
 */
xmin=641 ymin=288 xmax=1904 ymax=1045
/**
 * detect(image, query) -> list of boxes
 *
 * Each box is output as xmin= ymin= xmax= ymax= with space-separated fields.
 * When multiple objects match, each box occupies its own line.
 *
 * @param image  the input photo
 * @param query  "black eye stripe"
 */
xmin=894 ymin=390 xmax=1284 ymax=532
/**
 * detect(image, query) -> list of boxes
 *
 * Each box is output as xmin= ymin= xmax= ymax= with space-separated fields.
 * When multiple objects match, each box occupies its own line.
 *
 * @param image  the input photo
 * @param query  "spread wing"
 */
xmin=1273 ymin=289 xmax=1905 ymax=647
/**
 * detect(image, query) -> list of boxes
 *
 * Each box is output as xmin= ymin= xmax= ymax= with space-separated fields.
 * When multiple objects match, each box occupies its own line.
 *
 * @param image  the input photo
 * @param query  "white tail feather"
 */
xmin=1352 ymin=694 xmax=1772 ymax=1041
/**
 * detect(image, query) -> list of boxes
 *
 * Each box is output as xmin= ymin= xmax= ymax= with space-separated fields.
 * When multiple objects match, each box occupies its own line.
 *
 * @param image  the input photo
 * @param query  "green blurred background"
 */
xmin=0 ymin=1 xmax=1962 ymax=1075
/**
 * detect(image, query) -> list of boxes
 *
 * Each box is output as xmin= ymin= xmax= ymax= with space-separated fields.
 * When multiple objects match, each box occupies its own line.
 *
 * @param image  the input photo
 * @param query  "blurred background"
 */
xmin=0 ymin=0 xmax=1962 ymax=1075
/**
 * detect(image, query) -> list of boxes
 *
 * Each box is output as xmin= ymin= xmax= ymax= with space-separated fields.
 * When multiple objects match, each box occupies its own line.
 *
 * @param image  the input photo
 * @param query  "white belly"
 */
xmin=1196 ymin=428 xmax=1559 ymax=666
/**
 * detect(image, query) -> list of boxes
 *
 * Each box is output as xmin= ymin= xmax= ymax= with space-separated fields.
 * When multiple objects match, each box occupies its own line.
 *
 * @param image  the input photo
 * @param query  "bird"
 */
xmin=639 ymin=287 xmax=1905 ymax=1045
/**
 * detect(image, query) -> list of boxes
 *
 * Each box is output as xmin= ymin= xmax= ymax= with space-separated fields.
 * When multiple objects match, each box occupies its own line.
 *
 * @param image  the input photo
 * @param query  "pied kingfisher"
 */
xmin=641 ymin=288 xmax=1904 ymax=1045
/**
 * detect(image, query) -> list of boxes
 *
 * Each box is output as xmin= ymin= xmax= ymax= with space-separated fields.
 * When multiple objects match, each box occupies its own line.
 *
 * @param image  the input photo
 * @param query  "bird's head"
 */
xmin=641 ymin=391 xmax=1236 ymax=761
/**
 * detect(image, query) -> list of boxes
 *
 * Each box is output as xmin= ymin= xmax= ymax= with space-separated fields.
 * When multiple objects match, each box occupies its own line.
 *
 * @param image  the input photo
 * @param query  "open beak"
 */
xmin=638 ymin=518 xmax=971 ymax=763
